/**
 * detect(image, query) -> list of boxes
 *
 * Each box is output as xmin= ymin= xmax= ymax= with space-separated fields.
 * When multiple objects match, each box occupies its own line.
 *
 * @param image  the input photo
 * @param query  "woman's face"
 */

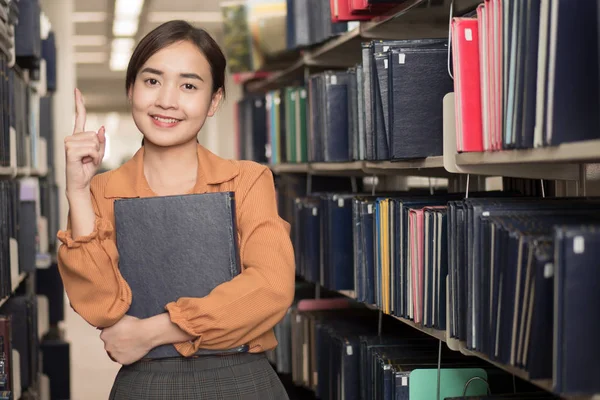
xmin=129 ymin=40 xmax=222 ymax=148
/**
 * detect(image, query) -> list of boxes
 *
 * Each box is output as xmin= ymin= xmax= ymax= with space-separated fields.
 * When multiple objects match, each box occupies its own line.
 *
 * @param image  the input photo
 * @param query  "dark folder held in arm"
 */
xmin=114 ymin=191 xmax=247 ymax=359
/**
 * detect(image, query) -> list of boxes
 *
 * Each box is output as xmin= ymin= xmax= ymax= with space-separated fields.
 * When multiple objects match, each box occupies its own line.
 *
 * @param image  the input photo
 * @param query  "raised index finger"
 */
xmin=73 ymin=88 xmax=87 ymax=134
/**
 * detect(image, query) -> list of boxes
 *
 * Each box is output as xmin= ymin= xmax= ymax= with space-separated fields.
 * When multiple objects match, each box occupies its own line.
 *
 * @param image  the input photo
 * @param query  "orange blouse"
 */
xmin=56 ymin=144 xmax=296 ymax=357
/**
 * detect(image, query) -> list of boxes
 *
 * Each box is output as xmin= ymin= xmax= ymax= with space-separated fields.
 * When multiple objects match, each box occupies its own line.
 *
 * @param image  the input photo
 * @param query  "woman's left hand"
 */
xmin=100 ymin=315 xmax=152 ymax=365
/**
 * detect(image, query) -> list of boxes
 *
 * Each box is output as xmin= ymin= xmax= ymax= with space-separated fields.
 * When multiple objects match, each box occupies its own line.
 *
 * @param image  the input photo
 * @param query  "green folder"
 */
xmin=408 ymin=368 xmax=489 ymax=399
xmin=285 ymin=87 xmax=296 ymax=163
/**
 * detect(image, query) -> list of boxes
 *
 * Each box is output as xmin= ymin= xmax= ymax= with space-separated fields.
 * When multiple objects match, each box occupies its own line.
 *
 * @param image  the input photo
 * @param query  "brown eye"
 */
xmin=183 ymin=83 xmax=196 ymax=90
xmin=145 ymin=78 xmax=159 ymax=86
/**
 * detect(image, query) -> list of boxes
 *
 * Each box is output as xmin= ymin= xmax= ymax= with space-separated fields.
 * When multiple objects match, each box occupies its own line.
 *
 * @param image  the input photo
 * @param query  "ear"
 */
xmin=207 ymin=88 xmax=223 ymax=117
xmin=127 ymin=86 xmax=133 ymax=105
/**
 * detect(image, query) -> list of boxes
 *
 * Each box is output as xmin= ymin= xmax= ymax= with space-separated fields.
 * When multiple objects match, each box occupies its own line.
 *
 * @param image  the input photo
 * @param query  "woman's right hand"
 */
xmin=65 ymin=88 xmax=106 ymax=195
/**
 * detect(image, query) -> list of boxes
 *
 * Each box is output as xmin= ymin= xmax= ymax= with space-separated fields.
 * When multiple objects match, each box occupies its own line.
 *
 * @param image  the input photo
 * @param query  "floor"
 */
xmin=63 ymin=301 xmax=120 ymax=400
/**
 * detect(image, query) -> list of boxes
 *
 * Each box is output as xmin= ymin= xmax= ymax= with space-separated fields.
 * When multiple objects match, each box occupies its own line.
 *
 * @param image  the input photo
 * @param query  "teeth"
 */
xmin=153 ymin=116 xmax=179 ymax=123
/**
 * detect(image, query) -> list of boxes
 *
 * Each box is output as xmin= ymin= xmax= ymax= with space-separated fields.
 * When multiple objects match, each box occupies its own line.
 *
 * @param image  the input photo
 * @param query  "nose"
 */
xmin=155 ymin=84 xmax=179 ymax=110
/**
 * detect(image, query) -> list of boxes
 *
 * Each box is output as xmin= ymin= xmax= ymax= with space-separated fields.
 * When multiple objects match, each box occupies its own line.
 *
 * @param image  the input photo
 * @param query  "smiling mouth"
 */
xmin=151 ymin=115 xmax=182 ymax=124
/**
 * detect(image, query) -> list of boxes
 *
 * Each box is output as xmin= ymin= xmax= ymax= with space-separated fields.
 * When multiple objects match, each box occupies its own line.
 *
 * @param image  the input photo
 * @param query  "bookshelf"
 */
xmin=270 ymin=157 xmax=451 ymax=177
xmin=246 ymin=0 xmax=482 ymax=92
xmin=332 ymin=287 xmax=600 ymax=400
xmin=0 ymin=167 xmax=16 ymax=178
xmin=455 ymin=139 xmax=600 ymax=166
xmin=238 ymin=0 xmax=600 ymax=399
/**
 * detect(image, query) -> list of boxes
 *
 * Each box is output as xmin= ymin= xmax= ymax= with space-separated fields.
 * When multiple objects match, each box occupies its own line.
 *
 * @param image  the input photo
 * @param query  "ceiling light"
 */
xmin=113 ymin=19 xmax=139 ymax=36
xmin=114 ymin=0 xmax=144 ymax=19
xmin=73 ymin=35 xmax=108 ymax=47
xmin=73 ymin=12 xmax=108 ymax=23
xmin=75 ymin=52 xmax=107 ymax=64
xmin=147 ymin=11 xmax=223 ymax=23
xmin=111 ymin=38 xmax=135 ymax=53
xmin=110 ymin=52 xmax=131 ymax=71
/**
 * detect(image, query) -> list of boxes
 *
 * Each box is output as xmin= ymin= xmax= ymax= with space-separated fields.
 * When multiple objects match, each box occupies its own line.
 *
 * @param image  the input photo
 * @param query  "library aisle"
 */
xmin=63 ymin=303 xmax=118 ymax=400
xmin=3 ymin=0 xmax=600 ymax=399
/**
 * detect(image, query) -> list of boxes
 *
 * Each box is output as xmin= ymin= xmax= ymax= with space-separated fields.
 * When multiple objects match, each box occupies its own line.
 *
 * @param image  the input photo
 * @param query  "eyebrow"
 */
xmin=140 ymin=67 xmax=204 ymax=81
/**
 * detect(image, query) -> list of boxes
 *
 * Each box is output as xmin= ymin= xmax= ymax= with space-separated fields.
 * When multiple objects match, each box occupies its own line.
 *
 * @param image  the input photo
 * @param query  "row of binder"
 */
xmin=0 ymin=179 xmax=42 ymax=296
xmin=0 ymin=181 xmax=18 ymax=299
xmin=265 ymin=88 xmax=308 ymax=165
xmin=0 ymin=51 xmax=37 ymax=169
xmin=0 ymin=0 xmax=18 ymax=58
xmin=451 ymin=0 xmax=600 ymax=152
xmin=292 ymin=191 xmax=600 ymax=396
xmin=239 ymin=37 xmax=454 ymax=164
xmin=286 ymin=0 xmax=351 ymax=50
xmin=268 ymin=287 xmax=560 ymax=399
xmin=14 ymin=0 xmax=41 ymax=71
xmin=236 ymin=88 xmax=310 ymax=164
xmin=1 ymin=293 xmax=39 ymax=396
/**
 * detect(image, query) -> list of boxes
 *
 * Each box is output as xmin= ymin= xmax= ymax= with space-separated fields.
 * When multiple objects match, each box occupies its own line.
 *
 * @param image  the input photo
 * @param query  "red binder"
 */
xmin=330 ymin=0 xmax=374 ymax=22
xmin=452 ymin=17 xmax=484 ymax=152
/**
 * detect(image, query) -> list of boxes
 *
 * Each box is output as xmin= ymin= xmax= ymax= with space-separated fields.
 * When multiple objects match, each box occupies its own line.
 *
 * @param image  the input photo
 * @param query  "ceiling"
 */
xmin=74 ymin=0 xmax=225 ymax=113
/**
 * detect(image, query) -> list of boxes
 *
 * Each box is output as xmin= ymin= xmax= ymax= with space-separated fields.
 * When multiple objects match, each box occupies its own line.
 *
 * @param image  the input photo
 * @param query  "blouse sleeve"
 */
xmin=164 ymin=166 xmax=296 ymax=356
xmin=56 ymin=188 xmax=131 ymax=328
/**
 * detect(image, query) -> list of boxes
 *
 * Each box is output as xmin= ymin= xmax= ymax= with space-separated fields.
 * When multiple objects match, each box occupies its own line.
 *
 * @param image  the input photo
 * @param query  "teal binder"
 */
xmin=409 ymin=368 xmax=489 ymax=399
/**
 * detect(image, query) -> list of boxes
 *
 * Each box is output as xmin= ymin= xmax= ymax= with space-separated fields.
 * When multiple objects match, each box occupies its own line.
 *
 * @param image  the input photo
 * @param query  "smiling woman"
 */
xmin=56 ymin=20 xmax=295 ymax=400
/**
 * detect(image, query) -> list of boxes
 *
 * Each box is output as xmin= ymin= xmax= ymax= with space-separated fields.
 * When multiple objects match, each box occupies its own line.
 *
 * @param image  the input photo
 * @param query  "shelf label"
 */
xmin=10 ymin=238 xmax=19 ymax=292
xmin=465 ymin=28 xmax=473 ymax=41
xmin=346 ymin=345 xmax=353 ymax=356
xmin=574 ymin=236 xmax=585 ymax=254
xmin=368 ymin=204 xmax=373 ymax=214
xmin=9 ymin=127 xmax=16 ymax=169
xmin=399 ymin=53 xmax=406 ymax=64
xmin=544 ymin=263 xmax=554 ymax=279
xmin=338 ymin=198 xmax=344 ymax=207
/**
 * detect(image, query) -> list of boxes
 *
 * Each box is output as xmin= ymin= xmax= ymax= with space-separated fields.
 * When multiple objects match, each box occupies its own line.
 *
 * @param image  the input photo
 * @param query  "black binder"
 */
xmin=114 ymin=192 xmax=247 ymax=359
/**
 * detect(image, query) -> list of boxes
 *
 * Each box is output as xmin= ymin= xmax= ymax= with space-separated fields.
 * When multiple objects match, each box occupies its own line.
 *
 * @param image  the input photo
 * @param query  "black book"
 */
xmin=114 ymin=192 xmax=247 ymax=359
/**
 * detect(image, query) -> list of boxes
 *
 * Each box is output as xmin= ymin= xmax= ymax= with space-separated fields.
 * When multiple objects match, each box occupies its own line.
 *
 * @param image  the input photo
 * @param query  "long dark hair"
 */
xmin=126 ymin=21 xmax=227 ymax=146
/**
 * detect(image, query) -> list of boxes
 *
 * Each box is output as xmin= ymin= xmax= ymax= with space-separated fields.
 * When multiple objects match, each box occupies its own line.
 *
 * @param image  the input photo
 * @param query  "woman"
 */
xmin=57 ymin=20 xmax=295 ymax=399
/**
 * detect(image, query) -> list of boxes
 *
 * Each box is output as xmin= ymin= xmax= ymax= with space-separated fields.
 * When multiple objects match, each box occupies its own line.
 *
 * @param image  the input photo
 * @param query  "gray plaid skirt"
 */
xmin=108 ymin=352 xmax=289 ymax=400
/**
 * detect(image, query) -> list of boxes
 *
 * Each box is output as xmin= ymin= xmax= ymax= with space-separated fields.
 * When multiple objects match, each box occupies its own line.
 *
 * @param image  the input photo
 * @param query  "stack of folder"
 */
xmin=292 ymin=191 xmax=600 ymax=396
xmin=286 ymin=0 xmax=350 ymax=50
xmin=0 ymin=180 xmax=18 ymax=298
xmin=0 ymin=0 xmax=18 ymax=59
xmin=236 ymin=87 xmax=309 ymax=164
xmin=1 ymin=51 xmax=11 ymax=168
xmin=451 ymin=0 xmax=600 ymax=152
xmin=266 ymin=90 xmax=286 ymax=165
xmin=241 ymin=36 xmax=456 ymax=165
xmin=0 ymin=315 xmax=13 ymax=398
xmin=14 ymin=0 xmax=41 ymax=71
xmin=235 ymin=94 xmax=268 ymax=163
xmin=271 ymin=297 xmax=562 ymax=399
xmin=2 ymin=294 xmax=39 ymax=394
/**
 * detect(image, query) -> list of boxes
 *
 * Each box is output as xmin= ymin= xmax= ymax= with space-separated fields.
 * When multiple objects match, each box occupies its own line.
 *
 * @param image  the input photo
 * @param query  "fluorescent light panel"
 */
xmin=113 ymin=19 xmax=139 ymax=36
xmin=73 ymin=35 xmax=108 ymax=47
xmin=73 ymin=12 xmax=108 ymax=23
xmin=110 ymin=52 xmax=130 ymax=71
xmin=147 ymin=12 xmax=223 ymax=23
xmin=114 ymin=0 xmax=144 ymax=19
xmin=111 ymin=38 xmax=135 ymax=53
